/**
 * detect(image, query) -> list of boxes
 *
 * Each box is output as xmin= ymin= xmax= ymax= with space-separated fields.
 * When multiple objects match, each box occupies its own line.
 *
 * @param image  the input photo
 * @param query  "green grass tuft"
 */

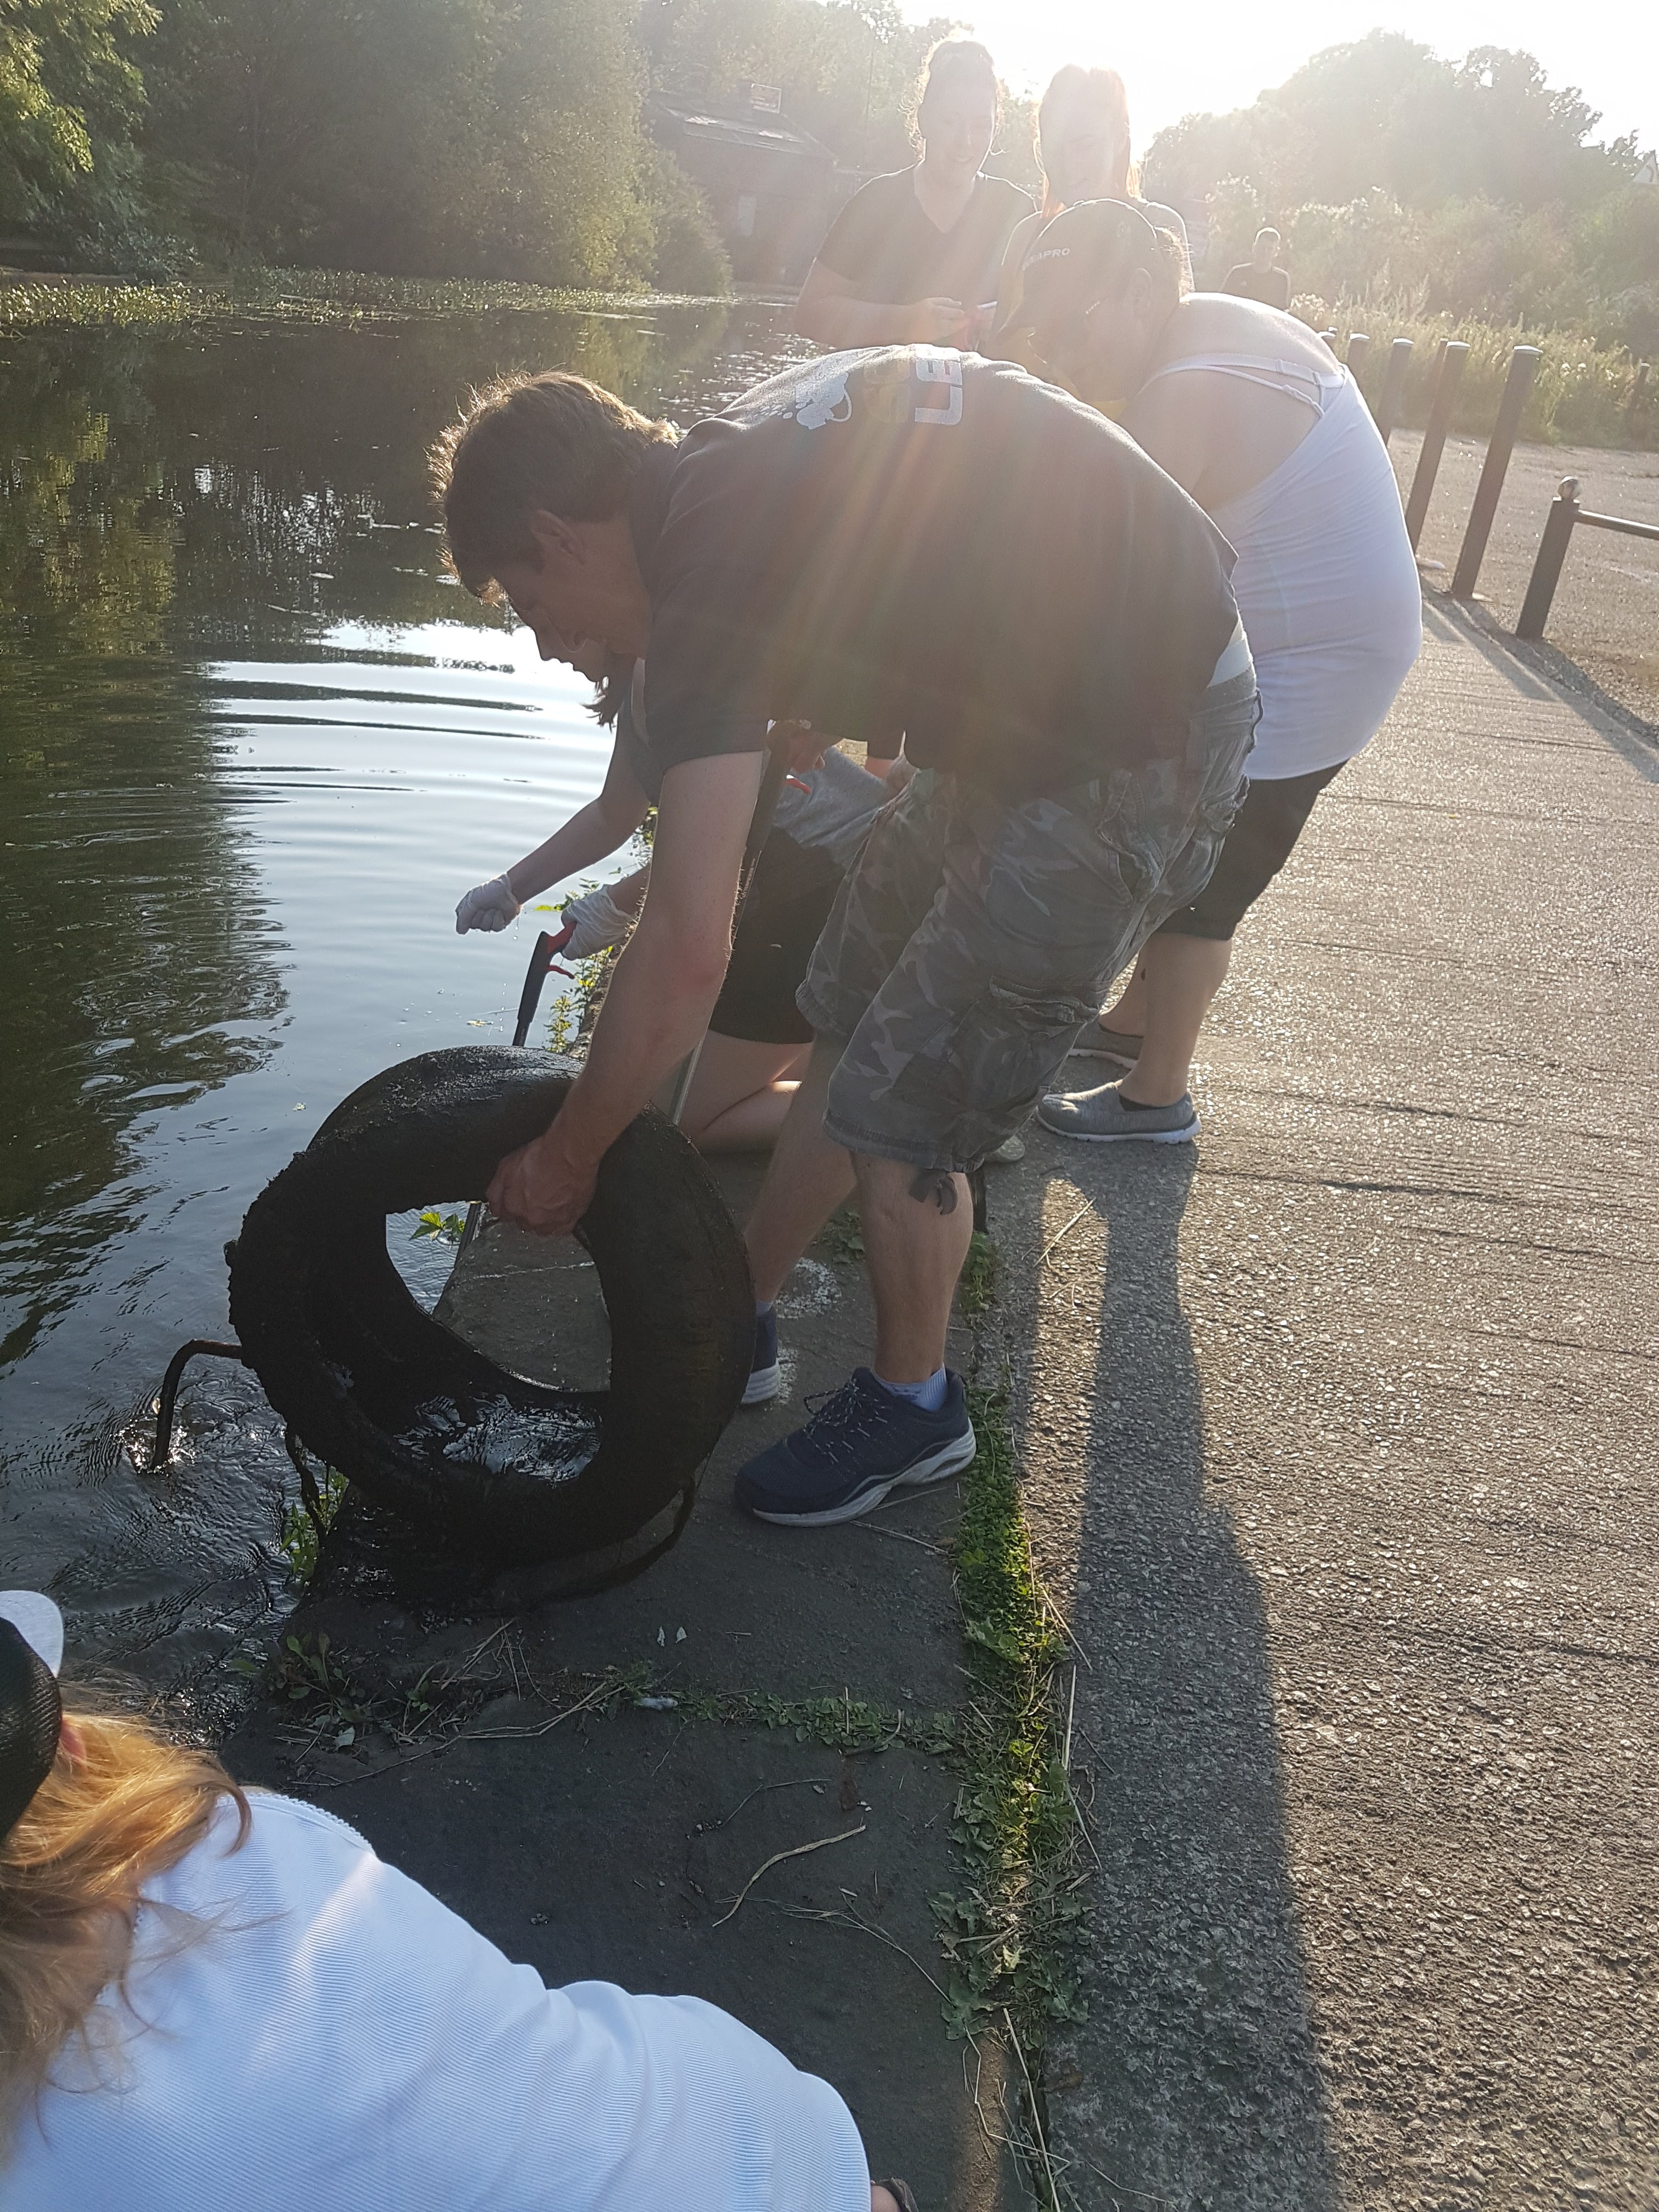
xmin=934 ymin=1381 xmax=1088 ymax=2055
xmin=0 ymin=268 xmax=725 ymax=334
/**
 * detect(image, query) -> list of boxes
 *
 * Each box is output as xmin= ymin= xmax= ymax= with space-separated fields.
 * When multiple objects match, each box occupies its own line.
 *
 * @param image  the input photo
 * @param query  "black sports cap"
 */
xmin=0 ymin=1594 xmax=65 ymax=1844
xmin=1001 ymin=198 xmax=1167 ymax=344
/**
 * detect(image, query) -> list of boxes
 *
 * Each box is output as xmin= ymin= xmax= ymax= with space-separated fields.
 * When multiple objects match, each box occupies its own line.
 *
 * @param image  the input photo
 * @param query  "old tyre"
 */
xmin=229 ymin=1047 xmax=753 ymax=1570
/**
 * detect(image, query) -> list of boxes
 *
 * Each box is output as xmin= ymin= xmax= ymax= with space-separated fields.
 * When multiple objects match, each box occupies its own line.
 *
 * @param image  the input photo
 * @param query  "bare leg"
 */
xmin=1099 ymin=953 xmax=1149 ymax=1035
xmin=1119 ymin=932 xmax=1234 ymax=1107
xmin=678 ymin=1036 xmax=809 ymax=1154
xmin=744 ymin=1039 xmax=857 ymax=1304
xmin=855 ymin=1155 xmax=973 ymax=1384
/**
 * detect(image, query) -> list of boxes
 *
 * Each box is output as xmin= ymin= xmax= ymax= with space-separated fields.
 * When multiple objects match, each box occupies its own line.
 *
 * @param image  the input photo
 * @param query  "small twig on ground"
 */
xmin=770 ymin=1894 xmax=950 ymax=2000
xmin=858 ymin=1522 xmax=946 ymax=1555
xmin=1004 ymin=2005 xmax=1061 ymax=2209
xmin=712 ymin=1822 xmax=867 ymax=1928
xmin=451 ymin=1619 xmax=515 ymax=1679
xmin=648 ymin=1719 xmax=688 ymax=1779
xmin=1062 ymin=1667 xmax=1077 ymax=1772
xmin=1040 ymin=1580 xmax=1092 ymax=1669
xmin=1039 ymin=1200 xmax=1093 ymax=1267
xmin=963 ymin=2037 xmax=1011 ymax=2154
xmin=1077 ymin=2154 xmax=1176 ymax=2206
xmin=707 ymin=1775 xmax=826 ymax=1831
xmin=461 ymin=1675 xmax=614 ymax=1742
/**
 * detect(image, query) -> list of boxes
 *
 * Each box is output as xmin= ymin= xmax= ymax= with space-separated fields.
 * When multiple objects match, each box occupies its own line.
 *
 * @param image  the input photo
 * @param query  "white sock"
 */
xmin=876 ymin=1367 xmax=948 ymax=1413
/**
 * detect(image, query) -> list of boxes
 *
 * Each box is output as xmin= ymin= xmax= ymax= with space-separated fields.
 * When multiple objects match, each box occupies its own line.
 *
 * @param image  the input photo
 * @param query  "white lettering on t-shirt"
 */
xmin=913 ymin=354 xmax=963 ymax=427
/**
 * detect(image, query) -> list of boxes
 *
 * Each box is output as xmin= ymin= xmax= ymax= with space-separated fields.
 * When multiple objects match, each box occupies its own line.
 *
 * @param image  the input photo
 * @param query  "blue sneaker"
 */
xmin=735 ymin=1368 xmax=976 ymax=1527
xmin=742 ymin=1306 xmax=780 ymax=1407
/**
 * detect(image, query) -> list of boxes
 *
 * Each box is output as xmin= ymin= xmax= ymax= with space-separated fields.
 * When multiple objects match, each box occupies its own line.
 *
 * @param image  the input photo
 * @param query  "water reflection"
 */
xmin=0 ymin=300 xmax=805 ymax=1691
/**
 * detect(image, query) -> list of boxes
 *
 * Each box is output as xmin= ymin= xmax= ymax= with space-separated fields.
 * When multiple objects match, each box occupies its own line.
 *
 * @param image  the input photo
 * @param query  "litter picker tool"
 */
xmin=511 ymin=918 xmax=577 ymax=1048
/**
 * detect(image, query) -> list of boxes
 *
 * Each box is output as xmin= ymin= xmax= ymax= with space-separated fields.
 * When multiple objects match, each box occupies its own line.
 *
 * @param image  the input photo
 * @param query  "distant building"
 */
xmin=648 ymin=92 xmax=838 ymax=286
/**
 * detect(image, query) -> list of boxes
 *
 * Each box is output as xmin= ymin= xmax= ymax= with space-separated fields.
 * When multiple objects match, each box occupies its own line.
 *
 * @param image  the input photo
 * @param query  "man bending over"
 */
xmin=432 ymin=349 xmax=1254 ymax=1528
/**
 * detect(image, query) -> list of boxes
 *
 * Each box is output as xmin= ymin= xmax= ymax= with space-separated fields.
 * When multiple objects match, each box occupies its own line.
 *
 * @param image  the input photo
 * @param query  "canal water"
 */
xmin=0 ymin=298 xmax=805 ymax=1702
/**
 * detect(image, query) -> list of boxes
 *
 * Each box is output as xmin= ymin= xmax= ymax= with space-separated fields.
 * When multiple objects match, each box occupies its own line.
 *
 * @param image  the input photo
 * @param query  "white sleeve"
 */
xmin=250 ymin=1799 xmax=873 ymax=2212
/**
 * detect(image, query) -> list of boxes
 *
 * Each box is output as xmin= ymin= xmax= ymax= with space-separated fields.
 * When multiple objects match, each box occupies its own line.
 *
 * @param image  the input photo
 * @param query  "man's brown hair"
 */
xmin=430 ymin=371 xmax=679 ymax=598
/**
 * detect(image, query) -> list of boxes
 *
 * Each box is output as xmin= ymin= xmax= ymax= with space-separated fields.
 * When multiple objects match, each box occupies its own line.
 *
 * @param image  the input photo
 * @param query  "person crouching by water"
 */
xmin=1003 ymin=201 xmax=1421 ymax=1146
xmin=994 ymin=64 xmax=1189 ymax=335
xmin=431 ymin=351 xmax=1253 ymax=1528
xmin=0 ymin=1591 xmax=911 ymax=2212
xmin=794 ymin=37 xmax=1029 ymax=356
xmin=455 ymin=663 xmax=894 ymax=1159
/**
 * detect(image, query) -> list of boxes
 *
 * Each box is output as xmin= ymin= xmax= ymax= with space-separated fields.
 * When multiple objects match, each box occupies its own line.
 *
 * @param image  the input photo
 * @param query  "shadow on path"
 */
xmin=997 ymin=1139 xmax=1338 ymax=2210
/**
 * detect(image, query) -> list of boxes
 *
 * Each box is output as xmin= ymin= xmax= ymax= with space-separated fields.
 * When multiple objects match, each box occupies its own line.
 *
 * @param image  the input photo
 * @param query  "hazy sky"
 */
xmin=934 ymin=3 xmax=1657 ymax=158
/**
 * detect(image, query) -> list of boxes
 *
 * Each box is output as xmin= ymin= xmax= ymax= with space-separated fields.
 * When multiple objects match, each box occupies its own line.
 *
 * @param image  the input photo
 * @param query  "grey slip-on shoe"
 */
xmin=1037 ymin=1081 xmax=1199 ymax=1144
xmin=1068 ymin=1022 xmax=1142 ymax=1064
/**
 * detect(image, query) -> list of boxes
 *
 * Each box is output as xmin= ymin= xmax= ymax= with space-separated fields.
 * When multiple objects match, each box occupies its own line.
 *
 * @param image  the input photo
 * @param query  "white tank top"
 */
xmin=1142 ymin=352 xmax=1422 ymax=778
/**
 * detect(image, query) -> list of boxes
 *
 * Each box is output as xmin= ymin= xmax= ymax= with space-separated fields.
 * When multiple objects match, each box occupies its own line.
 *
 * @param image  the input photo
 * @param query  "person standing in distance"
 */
xmin=1223 ymin=227 xmax=1291 ymax=310
xmin=1002 ymin=201 xmax=1421 ymax=1144
xmin=431 ymin=350 xmax=1254 ymax=1527
xmin=794 ymin=38 xmax=1029 ymax=354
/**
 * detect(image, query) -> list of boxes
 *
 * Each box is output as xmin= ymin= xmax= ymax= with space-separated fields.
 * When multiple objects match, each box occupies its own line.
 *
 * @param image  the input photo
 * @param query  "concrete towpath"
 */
xmin=224 ymin=592 xmax=1656 ymax=2211
xmin=227 ymin=1157 xmax=1022 ymax=2212
xmin=986 ymin=593 xmax=1658 ymax=2209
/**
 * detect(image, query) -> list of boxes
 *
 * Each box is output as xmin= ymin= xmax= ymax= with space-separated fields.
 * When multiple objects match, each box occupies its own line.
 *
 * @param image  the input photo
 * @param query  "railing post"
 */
xmin=1515 ymin=477 xmax=1580 ymax=640
xmin=1403 ymin=340 xmax=1470 ymax=550
xmin=1345 ymin=331 xmax=1370 ymax=376
xmin=1451 ymin=344 xmax=1543 ymax=599
xmin=1629 ymin=362 xmax=1651 ymax=441
xmin=1375 ymin=335 xmax=1413 ymax=444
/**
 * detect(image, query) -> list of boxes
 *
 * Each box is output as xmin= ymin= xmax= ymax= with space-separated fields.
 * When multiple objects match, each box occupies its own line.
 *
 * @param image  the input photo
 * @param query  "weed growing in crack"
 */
xmin=814 ymin=1205 xmax=865 ymax=1268
xmin=932 ymin=1380 xmax=1091 ymax=2055
xmin=957 ymin=1230 xmax=998 ymax=1317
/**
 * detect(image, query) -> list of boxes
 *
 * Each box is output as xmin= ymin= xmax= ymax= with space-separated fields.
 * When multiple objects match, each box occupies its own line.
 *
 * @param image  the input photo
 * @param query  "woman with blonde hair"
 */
xmin=0 ymin=1592 xmax=910 ymax=2211
xmin=994 ymin=65 xmax=1189 ymax=334
xmin=795 ymin=36 xmax=1029 ymax=351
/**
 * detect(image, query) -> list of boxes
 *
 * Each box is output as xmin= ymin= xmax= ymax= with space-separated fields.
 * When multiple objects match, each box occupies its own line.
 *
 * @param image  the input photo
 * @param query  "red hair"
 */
xmin=1037 ymin=65 xmax=1136 ymax=218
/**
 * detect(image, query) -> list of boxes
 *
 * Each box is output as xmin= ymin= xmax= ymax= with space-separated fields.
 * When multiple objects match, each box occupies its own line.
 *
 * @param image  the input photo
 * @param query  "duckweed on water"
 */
xmin=0 ymin=269 xmax=730 ymax=334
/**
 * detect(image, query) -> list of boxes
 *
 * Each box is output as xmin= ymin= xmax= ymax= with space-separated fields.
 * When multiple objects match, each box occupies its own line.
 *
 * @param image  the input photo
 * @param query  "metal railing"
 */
xmin=1515 ymin=477 xmax=1659 ymax=640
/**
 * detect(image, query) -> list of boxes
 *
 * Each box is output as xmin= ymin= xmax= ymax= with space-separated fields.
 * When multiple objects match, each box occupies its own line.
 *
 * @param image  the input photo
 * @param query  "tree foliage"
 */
xmin=0 ymin=0 xmax=155 ymax=244
xmin=1 ymin=0 xmax=1046 ymax=283
xmin=1145 ymin=35 xmax=1656 ymax=353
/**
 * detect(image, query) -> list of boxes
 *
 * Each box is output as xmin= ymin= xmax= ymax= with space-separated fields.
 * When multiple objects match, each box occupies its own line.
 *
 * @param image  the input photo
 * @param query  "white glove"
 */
xmin=455 ymin=874 xmax=521 ymax=935
xmin=561 ymin=883 xmax=636 ymax=958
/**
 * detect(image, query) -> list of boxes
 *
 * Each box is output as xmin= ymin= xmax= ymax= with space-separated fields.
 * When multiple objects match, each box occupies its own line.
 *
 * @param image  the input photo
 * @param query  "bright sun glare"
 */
xmin=937 ymin=0 xmax=1655 ymax=152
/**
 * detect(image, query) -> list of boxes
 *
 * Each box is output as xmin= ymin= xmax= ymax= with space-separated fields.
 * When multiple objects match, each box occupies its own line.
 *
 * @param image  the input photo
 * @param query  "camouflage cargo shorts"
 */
xmin=798 ymin=670 xmax=1258 ymax=1171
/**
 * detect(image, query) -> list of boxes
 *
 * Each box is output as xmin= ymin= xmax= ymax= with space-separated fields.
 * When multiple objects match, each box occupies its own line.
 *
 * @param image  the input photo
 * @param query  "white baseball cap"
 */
xmin=0 ymin=1593 xmax=64 ymax=1677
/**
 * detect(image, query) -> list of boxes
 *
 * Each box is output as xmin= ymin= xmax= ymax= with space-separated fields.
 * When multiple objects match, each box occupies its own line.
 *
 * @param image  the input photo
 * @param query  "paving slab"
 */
xmin=984 ymin=599 xmax=1658 ymax=2210
xmin=226 ymin=1158 xmax=1012 ymax=2212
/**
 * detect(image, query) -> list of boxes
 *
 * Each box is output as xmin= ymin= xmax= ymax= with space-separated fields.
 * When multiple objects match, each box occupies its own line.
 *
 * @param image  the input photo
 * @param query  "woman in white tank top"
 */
xmin=1005 ymin=199 xmax=1421 ymax=1142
